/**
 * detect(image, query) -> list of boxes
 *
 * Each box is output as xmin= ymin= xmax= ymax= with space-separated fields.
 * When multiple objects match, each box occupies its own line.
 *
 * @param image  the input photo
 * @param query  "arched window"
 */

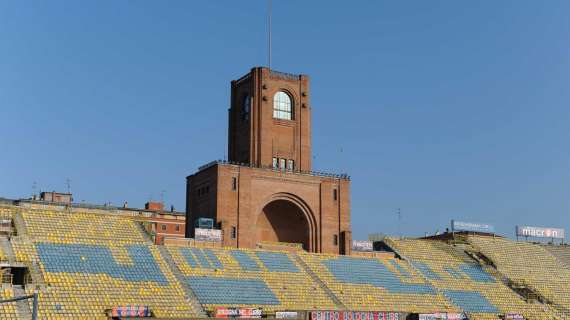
xmin=242 ymin=95 xmax=251 ymax=120
xmin=273 ymin=91 xmax=292 ymax=120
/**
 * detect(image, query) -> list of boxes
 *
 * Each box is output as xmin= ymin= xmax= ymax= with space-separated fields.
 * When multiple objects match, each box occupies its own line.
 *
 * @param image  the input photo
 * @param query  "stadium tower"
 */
xmin=186 ymin=67 xmax=351 ymax=254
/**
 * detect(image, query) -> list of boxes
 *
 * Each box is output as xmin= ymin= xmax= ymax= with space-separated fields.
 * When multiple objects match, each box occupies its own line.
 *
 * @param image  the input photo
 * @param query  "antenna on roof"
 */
xmin=268 ymin=0 xmax=272 ymax=69
xmin=32 ymin=181 xmax=37 ymax=198
xmin=397 ymin=208 xmax=402 ymax=239
xmin=66 ymin=178 xmax=72 ymax=194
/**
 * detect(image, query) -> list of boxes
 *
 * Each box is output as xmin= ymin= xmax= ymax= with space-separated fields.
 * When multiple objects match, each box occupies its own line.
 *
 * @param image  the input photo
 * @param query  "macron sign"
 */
xmin=516 ymin=226 xmax=565 ymax=239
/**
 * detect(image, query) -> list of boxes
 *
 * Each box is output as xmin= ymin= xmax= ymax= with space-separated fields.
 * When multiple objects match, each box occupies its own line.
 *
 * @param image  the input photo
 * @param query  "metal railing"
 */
xmin=0 ymin=292 xmax=38 ymax=319
xmin=269 ymin=70 xmax=300 ymax=81
xmin=198 ymin=160 xmax=350 ymax=180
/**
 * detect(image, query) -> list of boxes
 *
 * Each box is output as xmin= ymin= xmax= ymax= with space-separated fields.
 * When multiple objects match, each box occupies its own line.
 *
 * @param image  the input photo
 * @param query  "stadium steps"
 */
xmin=28 ymin=261 xmax=45 ymax=287
xmin=292 ymin=253 xmax=346 ymax=310
xmin=383 ymin=238 xmax=461 ymax=312
xmin=12 ymin=212 xmax=28 ymax=237
xmin=156 ymin=245 xmax=208 ymax=318
xmin=12 ymin=285 xmax=32 ymax=320
xmin=0 ymin=236 xmax=15 ymax=264
xmin=133 ymin=220 xmax=154 ymax=244
xmin=542 ymin=245 xmax=570 ymax=269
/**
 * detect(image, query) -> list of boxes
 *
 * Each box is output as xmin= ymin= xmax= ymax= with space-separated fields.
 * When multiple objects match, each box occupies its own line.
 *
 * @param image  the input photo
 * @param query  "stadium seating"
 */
xmin=0 ymin=287 xmax=18 ymax=319
xmin=542 ymin=244 xmax=570 ymax=267
xmin=20 ymin=209 xmax=147 ymax=245
xmin=468 ymin=236 xmax=570 ymax=317
xmin=299 ymin=252 xmax=456 ymax=313
xmin=15 ymin=208 xmax=201 ymax=319
xmin=384 ymin=238 xmax=554 ymax=320
xmin=167 ymin=246 xmax=338 ymax=312
xmin=1 ymin=204 xmax=568 ymax=319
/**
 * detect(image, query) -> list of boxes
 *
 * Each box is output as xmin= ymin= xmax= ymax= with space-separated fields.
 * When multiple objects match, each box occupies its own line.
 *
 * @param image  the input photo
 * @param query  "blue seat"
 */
xmin=231 ymin=250 xmax=261 ymax=271
xmin=189 ymin=248 xmax=213 ymax=268
xmin=443 ymin=290 xmax=499 ymax=313
xmin=411 ymin=261 xmax=442 ymax=280
xmin=389 ymin=259 xmax=411 ymax=277
xmin=37 ymin=242 xmax=167 ymax=284
xmin=186 ymin=276 xmax=280 ymax=305
xmin=459 ymin=264 xmax=495 ymax=283
xmin=443 ymin=266 xmax=463 ymax=279
xmin=203 ymin=249 xmax=223 ymax=269
xmin=256 ymin=252 xmax=299 ymax=272
xmin=324 ymin=257 xmax=434 ymax=294
xmin=180 ymin=248 xmax=199 ymax=268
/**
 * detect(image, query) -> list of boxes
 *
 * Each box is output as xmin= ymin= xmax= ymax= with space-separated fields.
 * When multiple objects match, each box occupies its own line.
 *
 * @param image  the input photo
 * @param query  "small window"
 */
xmin=242 ymin=95 xmax=251 ymax=120
xmin=333 ymin=189 xmax=338 ymax=201
xmin=175 ymin=225 xmax=180 ymax=232
xmin=287 ymin=159 xmax=295 ymax=171
xmin=232 ymin=177 xmax=237 ymax=191
xmin=272 ymin=157 xmax=278 ymax=169
xmin=161 ymin=224 xmax=166 ymax=231
xmin=273 ymin=91 xmax=292 ymax=120
xmin=333 ymin=234 xmax=338 ymax=246
xmin=279 ymin=158 xmax=286 ymax=170
xmin=231 ymin=226 xmax=237 ymax=239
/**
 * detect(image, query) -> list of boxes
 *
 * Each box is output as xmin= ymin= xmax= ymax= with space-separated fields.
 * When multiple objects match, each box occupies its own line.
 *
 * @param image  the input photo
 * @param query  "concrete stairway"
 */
xmin=134 ymin=220 xmax=154 ymax=245
xmin=293 ymin=254 xmax=346 ymax=310
xmin=12 ymin=285 xmax=32 ymax=320
xmin=156 ymin=245 xmax=207 ymax=317
xmin=12 ymin=212 xmax=28 ymax=237
xmin=0 ymin=236 xmax=15 ymax=263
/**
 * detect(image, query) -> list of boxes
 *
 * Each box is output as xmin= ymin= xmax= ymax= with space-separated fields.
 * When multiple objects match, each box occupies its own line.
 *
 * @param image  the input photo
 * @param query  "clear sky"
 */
xmin=1 ymin=1 xmax=569 ymax=239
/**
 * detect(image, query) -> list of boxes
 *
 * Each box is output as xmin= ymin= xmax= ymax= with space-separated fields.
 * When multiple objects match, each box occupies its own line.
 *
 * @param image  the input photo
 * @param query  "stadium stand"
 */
xmin=386 ymin=238 xmax=555 ymax=320
xmin=542 ymin=244 xmax=570 ymax=267
xmin=298 ymin=251 xmax=458 ymax=314
xmin=466 ymin=235 xmax=570 ymax=319
xmin=166 ymin=245 xmax=339 ymax=313
xmin=0 ymin=287 xmax=18 ymax=319
xmin=1 ymin=203 xmax=569 ymax=319
xmin=12 ymin=208 xmax=202 ymax=319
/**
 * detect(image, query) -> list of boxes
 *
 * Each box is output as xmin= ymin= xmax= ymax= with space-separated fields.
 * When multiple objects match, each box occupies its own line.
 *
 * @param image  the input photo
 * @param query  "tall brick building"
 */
xmin=186 ymin=67 xmax=351 ymax=254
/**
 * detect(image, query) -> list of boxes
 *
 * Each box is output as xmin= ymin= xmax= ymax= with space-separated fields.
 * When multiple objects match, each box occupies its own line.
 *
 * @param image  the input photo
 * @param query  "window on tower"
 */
xmin=242 ymin=95 xmax=251 ymax=120
xmin=287 ymin=159 xmax=295 ymax=171
xmin=273 ymin=91 xmax=292 ymax=120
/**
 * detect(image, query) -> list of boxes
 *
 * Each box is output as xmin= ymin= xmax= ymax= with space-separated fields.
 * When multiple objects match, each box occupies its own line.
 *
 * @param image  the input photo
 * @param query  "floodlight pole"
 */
xmin=32 ymin=292 xmax=38 ymax=320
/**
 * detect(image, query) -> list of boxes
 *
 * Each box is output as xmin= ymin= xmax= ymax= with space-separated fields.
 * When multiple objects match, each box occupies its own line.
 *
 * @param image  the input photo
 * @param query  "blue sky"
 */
xmin=1 ymin=1 xmax=569 ymax=239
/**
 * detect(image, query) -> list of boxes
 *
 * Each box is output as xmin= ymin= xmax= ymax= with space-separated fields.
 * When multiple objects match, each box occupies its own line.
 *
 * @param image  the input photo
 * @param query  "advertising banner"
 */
xmin=195 ymin=228 xmax=222 ymax=242
xmin=111 ymin=305 xmax=151 ymax=317
xmin=214 ymin=307 xmax=262 ymax=318
xmin=311 ymin=311 xmax=400 ymax=320
xmin=418 ymin=313 xmax=466 ymax=320
xmin=451 ymin=220 xmax=495 ymax=233
xmin=352 ymin=240 xmax=374 ymax=252
xmin=504 ymin=313 xmax=524 ymax=320
xmin=276 ymin=311 xmax=299 ymax=319
xmin=516 ymin=226 xmax=565 ymax=239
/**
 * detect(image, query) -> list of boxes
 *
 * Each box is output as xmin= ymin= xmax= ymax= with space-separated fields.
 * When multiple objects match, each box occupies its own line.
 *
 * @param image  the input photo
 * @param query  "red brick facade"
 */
xmin=186 ymin=67 xmax=351 ymax=254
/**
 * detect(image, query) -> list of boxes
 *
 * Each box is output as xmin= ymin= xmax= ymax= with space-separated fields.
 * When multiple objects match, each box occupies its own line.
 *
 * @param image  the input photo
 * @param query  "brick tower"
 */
xmin=186 ymin=67 xmax=351 ymax=254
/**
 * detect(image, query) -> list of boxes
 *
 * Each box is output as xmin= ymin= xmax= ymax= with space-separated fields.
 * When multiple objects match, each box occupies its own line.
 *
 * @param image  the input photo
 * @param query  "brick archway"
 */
xmin=255 ymin=193 xmax=317 ymax=252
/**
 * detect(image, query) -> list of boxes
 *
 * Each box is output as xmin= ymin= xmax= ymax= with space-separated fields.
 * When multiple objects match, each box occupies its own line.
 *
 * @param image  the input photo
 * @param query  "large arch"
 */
xmin=254 ymin=193 xmax=317 ymax=252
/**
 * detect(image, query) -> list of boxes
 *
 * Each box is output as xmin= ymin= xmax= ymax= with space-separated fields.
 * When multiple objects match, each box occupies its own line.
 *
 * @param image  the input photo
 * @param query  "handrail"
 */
xmin=198 ymin=160 xmax=350 ymax=180
xmin=269 ymin=70 xmax=300 ymax=81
